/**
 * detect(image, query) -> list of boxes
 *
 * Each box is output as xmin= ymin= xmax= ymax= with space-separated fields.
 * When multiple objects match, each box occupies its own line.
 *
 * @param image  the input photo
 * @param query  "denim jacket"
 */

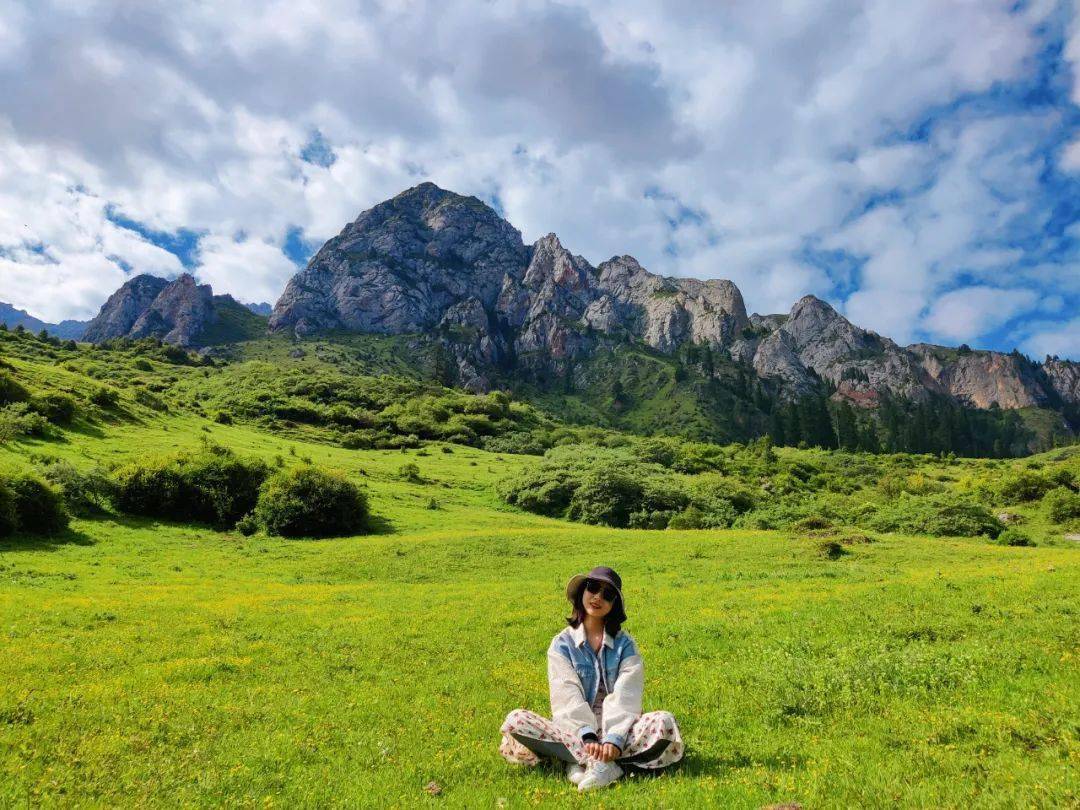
xmin=547 ymin=624 xmax=644 ymax=751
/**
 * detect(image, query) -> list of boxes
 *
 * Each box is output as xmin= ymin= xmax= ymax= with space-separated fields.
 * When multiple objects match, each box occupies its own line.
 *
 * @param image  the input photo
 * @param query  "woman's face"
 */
xmin=581 ymin=580 xmax=614 ymax=619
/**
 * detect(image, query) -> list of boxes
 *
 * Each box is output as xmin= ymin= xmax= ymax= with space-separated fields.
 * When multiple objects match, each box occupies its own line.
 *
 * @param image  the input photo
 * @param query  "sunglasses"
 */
xmin=584 ymin=579 xmax=618 ymax=603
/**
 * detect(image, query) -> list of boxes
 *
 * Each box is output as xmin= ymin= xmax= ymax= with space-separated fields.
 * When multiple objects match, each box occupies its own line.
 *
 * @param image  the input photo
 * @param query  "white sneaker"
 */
xmin=577 ymin=760 xmax=623 ymax=791
xmin=565 ymin=763 xmax=586 ymax=785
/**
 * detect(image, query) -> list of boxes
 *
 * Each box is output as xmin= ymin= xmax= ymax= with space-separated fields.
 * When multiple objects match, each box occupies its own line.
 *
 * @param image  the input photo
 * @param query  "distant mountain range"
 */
xmin=0 ymin=302 xmax=88 ymax=340
xmin=12 ymin=183 xmax=1079 ymax=444
xmin=0 ymin=292 xmax=271 ymax=344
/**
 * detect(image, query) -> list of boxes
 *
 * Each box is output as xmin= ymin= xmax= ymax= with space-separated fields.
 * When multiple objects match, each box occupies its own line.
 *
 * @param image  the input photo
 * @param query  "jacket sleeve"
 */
xmin=547 ymin=638 xmax=599 ymax=741
xmin=600 ymin=640 xmax=643 ymax=751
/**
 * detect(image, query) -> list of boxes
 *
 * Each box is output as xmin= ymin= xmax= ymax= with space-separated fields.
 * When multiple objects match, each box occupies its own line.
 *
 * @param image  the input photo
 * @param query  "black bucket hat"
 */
xmin=566 ymin=566 xmax=627 ymax=622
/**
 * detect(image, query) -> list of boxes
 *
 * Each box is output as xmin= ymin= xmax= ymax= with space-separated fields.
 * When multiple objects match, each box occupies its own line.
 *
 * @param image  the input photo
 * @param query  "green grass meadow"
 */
xmin=1 ymin=416 xmax=1078 ymax=807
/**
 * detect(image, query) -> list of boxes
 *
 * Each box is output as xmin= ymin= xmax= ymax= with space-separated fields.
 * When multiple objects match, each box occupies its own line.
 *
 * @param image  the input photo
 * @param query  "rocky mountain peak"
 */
xmin=82 ymin=274 xmax=171 ymax=343
xmin=523 ymin=233 xmax=594 ymax=292
xmin=269 ymin=183 xmax=526 ymax=336
xmin=83 ymin=273 xmax=263 ymax=347
xmin=258 ymin=183 xmax=1077 ymax=414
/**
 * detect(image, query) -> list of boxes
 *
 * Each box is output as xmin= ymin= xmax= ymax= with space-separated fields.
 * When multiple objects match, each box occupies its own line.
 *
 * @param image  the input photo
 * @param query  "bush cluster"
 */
xmin=1044 ymin=487 xmax=1080 ymax=524
xmin=497 ymin=437 xmax=1066 ymax=539
xmin=0 ymin=473 xmax=69 ymax=537
xmin=0 ymin=403 xmax=51 ymax=442
xmin=254 ymin=466 xmax=368 ymax=537
xmin=35 ymin=458 xmax=112 ymax=515
xmin=111 ymin=447 xmax=269 ymax=528
xmin=106 ymin=447 xmax=369 ymax=538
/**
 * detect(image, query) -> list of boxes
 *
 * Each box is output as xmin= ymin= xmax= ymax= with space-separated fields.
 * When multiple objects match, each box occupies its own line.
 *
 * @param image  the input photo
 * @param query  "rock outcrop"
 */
xmin=83 ymin=273 xmax=263 ymax=347
xmin=745 ymin=296 xmax=933 ymax=404
xmin=74 ymin=183 xmax=1076 ymax=421
xmin=270 ymin=183 xmax=527 ymax=337
xmin=1043 ymin=357 xmax=1080 ymax=406
xmin=270 ymin=184 xmax=752 ymax=387
xmin=908 ymin=345 xmax=1049 ymax=409
xmin=264 ymin=183 xmax=1078 ymax=414
xmin=83 ymin=274 xmax=170 ymax=343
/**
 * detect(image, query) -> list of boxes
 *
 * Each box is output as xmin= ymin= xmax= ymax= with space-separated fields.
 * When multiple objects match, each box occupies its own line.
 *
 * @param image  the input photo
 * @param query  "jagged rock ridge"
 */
xmin=271 ymin=184 xmax=752 ymax=389
xmin=83 ymin=273 xmax=266 ymax=347
xmin=269 ymin=183 xmax=1077 ymax=412
xmin=76 ymin=183 xmax=1076 ymax=420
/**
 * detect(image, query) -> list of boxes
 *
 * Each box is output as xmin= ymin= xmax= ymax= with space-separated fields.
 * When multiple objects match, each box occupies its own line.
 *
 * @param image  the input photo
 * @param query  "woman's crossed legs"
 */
xmin=499 ymin=709 xmax=683 ymax=770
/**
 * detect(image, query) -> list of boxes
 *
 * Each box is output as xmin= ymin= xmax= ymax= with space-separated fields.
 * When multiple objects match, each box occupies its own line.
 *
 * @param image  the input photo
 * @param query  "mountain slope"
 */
xmin=266 ymin=183 xmax=1077 ymax=417
xmin=83 ymin=273 xmax=267 ymax=347
xmin=0 ymin=302 xmax=87 ymax=339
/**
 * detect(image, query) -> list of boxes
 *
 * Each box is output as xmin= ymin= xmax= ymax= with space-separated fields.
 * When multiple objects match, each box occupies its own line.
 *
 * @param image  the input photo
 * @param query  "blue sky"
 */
xmin=0 ymin=0 xmax=1077 ymax=358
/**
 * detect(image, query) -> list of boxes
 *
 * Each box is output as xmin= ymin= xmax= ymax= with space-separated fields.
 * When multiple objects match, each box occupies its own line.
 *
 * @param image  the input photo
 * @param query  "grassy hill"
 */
xmin=0 ymin=326 xmax=1078 ymax=806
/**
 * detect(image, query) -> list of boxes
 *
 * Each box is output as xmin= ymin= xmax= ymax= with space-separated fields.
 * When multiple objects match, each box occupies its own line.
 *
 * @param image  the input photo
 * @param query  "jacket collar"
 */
xmin=571 ymin=622 xmax=615 ymax=650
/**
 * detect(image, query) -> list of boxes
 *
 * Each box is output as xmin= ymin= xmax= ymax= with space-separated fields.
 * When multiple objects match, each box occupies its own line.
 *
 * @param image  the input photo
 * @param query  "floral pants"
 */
xmin=499 ymin=709 xmax=684 ymax=769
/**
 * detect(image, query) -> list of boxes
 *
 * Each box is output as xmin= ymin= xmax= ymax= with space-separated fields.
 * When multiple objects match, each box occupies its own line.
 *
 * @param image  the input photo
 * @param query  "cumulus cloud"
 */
xmin=923 ymin=286 xmax=1041 ymax=343
xmin=196 ymin=233 xmax=300 ymax=306
xmin=0 ymin=0 xmax=1076 ymax=360
xmin=1020 ymin=316 xmax=1080 ymax=358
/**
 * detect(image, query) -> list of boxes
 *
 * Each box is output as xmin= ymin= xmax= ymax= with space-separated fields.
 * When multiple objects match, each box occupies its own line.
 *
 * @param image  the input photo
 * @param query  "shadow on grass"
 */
xmin=365 ymin=514 xmax=396 ymax=535
xmin=71 ymin=510 xmax=399 ymax=540
xmin=0 ymin=525 xmax=95 ymax=551
xmin=56 ymin=419 xmax=108 ymax=440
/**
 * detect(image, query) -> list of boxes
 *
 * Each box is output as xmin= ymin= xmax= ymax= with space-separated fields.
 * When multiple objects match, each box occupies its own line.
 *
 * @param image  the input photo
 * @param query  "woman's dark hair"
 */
xmin=566 ymin=582 xmax=627 ymax=637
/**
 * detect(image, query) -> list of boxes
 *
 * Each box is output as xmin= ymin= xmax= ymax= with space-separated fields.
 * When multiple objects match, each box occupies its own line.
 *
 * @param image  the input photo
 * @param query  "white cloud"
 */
xmin=195 ymin=234 xmax=298 ymax=306
xmin=0 ymin=0 xmax=1073 ymax=362
xmin=922 ymin=286 xmax=1040 ymax=343
xmin=1020 ymin=317 xmax=1080 ymax=359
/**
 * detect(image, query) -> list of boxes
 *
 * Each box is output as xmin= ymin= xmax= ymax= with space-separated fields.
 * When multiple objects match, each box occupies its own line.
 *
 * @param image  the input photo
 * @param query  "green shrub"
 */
xmin=0 ymin=478 xmax=16 ymax=536
xmin=236 ymin=513 xmax=258 ymax=536
xmin=341 ymin=431 xmax=374 ymax=450
xmin=690 ymin=475 xmax=756 ymax=514
xmin=90 ymin=386 xmax=120 ymax=408
xmin=0 ymin=371 xmax=28 ymax=405
xmin=567 ymin=465 xmax=644 ymax=528
xmin=666 ymin=505 xmax=718 ymax=530
xmin=133 ymin=389 xmax=165 ymax=409
xmin=629 ymin=509 xmax=677 ymax=529
xmin=998 ymin=470 xmax=1055 ymax=504
xmin=817 ymin=539 xmax=849 ymax=559
xmin=33 ymin=392 xmax=78 ymax=424
xmin=1044 ymin=487 xmax=1080 ymax=524
xmin=111 ymin=449 xmax=269 ymax=528
xmin=213 ymin=410 xmax=233 ymax=425
xmin=36 ymin=459 xmax=112 ymax=515
xmin=0 ymin=403 xmax=51 ymax=441
xmin=866 ymin=496 xmax=1003 ymax=538
xmin=254 ymin=466 xmax=368 ymax=538
xmin=6 ymin=474 xmax=69 ymax=535
xmin=793 ymin=515 xmax=832 ymax=532
xmin=994 ymin=528 xmax=1034 ymax=547
xmin=498 ymin=464 xmax=580 ymax=516
xmin=398 ymin=462 xmax=422 ymax=483
xmin=133 ymin=359 xmax=154 ymax=371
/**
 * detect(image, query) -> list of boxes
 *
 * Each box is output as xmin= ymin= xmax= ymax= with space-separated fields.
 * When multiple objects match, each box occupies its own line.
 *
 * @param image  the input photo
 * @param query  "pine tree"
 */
xmin=834 ymin=401 xmax=859 ymax=451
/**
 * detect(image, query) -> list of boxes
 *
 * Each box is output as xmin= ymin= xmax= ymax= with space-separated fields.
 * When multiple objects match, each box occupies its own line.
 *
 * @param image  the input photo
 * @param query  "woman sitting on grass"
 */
xmin=500 ymin=566 xmax=684 ymax=792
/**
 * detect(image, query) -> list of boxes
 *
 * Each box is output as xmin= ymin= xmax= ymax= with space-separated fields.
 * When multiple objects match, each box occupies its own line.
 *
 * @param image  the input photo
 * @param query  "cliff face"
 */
xmin=908 ymin=345 xmax=1050 ymax=409
xmin=265 ymin=183 xmax=1078 ymax=412
xmin=269 ymin=183 xmax=527 ymax=338
xmin=78 ymin=183 xmax=1076 ymax=419
xmin=82 ymin=274 xmax=170 ymax=343
xmin=83 ymin=273 xmax=264 ymax=347
xmin=1043 ymin=357 xmax=1080 ymax=405
xmin=270 ymin=184 xmax=753 ymax=389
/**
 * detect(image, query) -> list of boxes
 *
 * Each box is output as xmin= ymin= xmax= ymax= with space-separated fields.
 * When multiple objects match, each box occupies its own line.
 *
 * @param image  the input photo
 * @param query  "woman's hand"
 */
xmin=584 ymin=742 xmax=621 ymax=762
